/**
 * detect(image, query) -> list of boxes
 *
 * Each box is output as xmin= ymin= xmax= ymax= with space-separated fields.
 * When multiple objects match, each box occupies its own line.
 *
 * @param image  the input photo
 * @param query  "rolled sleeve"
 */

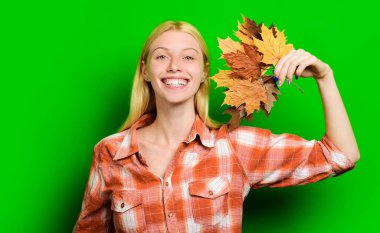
xmin=318 ymin=133 xmax=356 ymax=176
xmin=229 ymin=126 xmax=356 ymax=189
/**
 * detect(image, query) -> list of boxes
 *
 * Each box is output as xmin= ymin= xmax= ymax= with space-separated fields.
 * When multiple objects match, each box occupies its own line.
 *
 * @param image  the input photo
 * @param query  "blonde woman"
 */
xmin=73 ymin=20 xmax=359 ymax=233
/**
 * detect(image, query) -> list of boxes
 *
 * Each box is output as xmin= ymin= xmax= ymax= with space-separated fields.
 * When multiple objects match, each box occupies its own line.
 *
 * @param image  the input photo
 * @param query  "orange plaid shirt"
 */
xmin=73 ymin=113 xmax=355 ymax=233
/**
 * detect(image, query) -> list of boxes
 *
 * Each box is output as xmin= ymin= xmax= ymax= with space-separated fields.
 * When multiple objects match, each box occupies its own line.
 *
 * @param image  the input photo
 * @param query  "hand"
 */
xmin=273 ymin=49 xmax=333 ymax=86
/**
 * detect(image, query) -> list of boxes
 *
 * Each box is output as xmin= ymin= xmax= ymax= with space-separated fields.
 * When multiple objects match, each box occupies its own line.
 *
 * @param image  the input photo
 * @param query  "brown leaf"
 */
xmin=223 ymin=44 xmax=263 ymax=81
xmin=234 ymin=15 xmax=263 ymax=45
xmin=234 ymin=21 xmax=255 ymax=46
xmin=262 ymin=80 xmax=281 ymax=116
xmin=246 ymin=113 xmax=253 ymax=122
xmin=241 ymin=15 xmax=262 ymax=40
xmin=224 ymin=106 xmax=245 ymax=131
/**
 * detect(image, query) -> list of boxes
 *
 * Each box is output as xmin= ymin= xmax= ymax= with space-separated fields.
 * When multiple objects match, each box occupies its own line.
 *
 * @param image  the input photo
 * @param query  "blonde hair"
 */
xmin=117 ymin=20 xmax=222 ymax=132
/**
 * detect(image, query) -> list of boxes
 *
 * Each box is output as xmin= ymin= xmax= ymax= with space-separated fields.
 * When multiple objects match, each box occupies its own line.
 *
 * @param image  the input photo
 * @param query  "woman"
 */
xmin=73 ymin=20 xmax=360 ymax=233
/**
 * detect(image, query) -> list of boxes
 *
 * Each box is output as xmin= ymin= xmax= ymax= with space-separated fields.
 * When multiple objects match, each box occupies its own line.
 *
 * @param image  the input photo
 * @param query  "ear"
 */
xmin=141 ymin=60 xmax=150 ymax=82
xmin=201 ymin=62 xmax=209 ymax=83
xmin=201 ymin=72 xmax=207 ymax=83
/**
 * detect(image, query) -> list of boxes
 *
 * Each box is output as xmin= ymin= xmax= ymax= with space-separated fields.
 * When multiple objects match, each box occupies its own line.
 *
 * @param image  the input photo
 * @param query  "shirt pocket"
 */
xmin=188 ymin=177 xmax=231 ymax=225
xmin=111 ymin=190 xmax=146 ymax=233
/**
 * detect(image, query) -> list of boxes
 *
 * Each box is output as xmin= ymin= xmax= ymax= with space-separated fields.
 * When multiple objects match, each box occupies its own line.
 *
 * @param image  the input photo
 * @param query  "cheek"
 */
xmin=186 ymin=62 xmax=204 ymax=76
xmin=147 ymin=62 xmax=165 ymax=76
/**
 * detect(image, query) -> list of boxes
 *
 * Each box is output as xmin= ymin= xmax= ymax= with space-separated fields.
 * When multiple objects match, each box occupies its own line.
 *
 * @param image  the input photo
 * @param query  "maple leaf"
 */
xmin=224 ymin=106 xmax=245 ymax=131
xmin=234 ymin=15 xmax=263 ymax=46
xmin=210 ymin=69 xmax=234 ymax=88
xmin=223 ymin=43 xmax=263 ymax=81
xmin=224 ymin=105 xmax=253 ymax=131
xmin=217 ymin=36 xmax=244 ymax=59
xmin=268 ymin=23 xmax=278 ymax=38
xmin=234 ymin=21 xmax=255 ymax=46
xmin=252 ymin=23 xmax=294 ymax=65
xmin=223 ymin=78 xmax=268 ymax=115
xmin=262 ymin=77 xmax=281 ymax=116
xmin=213 ymin=15 xmax=299 ymax=128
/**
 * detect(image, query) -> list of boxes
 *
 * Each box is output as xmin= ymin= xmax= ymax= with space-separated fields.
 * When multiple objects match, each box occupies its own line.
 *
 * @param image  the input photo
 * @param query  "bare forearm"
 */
xmin=316 ymin=68 xmax=360 ymax=163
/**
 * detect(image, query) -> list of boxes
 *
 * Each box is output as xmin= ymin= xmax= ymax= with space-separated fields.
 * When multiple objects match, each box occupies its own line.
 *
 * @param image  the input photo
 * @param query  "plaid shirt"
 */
xmin=73 ymin=113 xmax=355 ymax=233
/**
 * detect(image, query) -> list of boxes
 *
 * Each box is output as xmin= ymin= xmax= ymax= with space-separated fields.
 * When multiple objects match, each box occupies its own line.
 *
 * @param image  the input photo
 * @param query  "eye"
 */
xmin=184 ymin=56 xmax=194 ymax=60
xmin=156 ymin=55 xmax=166 ymax=60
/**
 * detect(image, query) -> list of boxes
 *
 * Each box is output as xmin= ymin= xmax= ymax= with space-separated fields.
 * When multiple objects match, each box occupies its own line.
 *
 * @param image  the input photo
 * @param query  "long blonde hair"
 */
xmin=117 ymin=20 xmax=222 ymax=132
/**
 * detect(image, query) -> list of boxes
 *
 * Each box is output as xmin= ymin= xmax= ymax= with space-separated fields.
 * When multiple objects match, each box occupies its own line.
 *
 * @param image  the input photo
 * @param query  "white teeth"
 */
xmin=162 ymin=78 xmax=188 ymax=86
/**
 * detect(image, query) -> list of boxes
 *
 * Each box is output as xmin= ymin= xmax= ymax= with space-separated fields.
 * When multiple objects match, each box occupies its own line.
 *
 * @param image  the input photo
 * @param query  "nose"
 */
xmin=167 ymin=57 xmax=181 ymax=72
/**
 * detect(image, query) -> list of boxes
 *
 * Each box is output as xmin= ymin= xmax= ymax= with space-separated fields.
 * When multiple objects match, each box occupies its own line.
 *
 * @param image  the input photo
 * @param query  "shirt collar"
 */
xmin=113 ymin=113 xmax=216 ymax=161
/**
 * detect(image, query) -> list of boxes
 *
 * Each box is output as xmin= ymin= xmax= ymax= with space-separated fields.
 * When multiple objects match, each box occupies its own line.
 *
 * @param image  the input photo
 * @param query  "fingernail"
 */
xmin=274 ymin=76 xmax=278 ymax=82
xmin=278 ymin=80 xmax=282 ymax=86
xmin=295 ymin=75 xmax=298 ymax=80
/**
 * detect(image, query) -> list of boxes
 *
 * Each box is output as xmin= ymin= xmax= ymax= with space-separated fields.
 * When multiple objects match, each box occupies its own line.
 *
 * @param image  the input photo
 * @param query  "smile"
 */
xmin=161 ymin=78 xmax=189 ymax=87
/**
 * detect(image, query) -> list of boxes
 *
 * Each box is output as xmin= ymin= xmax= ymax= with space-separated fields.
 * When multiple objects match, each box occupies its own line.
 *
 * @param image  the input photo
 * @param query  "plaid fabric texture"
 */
xmin=73 ymin=113 xmax=355 ymax=233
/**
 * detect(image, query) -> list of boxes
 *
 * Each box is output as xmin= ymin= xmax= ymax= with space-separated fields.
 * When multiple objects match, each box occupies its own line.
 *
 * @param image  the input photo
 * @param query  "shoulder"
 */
xmin=227 ymin=125 xmax=272 ymax=146
xmin=228 ymin=125 xmax=271 ymax=138
xmin=92 ymin=129 xmax=131 ymax=160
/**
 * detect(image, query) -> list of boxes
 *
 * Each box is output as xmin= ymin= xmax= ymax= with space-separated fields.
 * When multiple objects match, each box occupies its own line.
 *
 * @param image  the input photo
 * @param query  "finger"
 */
xmin=278 ymin=49 xmax=305 ymax=86
xmin=274 ymin=49 xmax=296 ymax=77
xmin=286 ymin=52 xmax=311 ymax=82
xmin=295 ymin=55 xmax=317 ymax=77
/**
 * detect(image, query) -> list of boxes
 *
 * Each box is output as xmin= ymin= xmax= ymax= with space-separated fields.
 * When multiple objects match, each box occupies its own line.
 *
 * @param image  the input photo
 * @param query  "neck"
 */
xmin=149 ymin=99 xmax=196 ymax=147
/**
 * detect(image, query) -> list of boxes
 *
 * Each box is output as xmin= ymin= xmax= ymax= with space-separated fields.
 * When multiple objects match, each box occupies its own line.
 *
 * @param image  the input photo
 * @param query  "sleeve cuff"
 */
xmin=319 ymin=133 xmax=356 ymax=176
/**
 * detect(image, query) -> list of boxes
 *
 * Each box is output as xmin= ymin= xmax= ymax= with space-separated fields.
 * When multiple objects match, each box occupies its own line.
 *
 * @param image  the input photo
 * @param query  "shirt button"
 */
xmin=165 ymin=181 xmax=169 ymax=186
xmin=208 ymin=190 xmax=213 ymax=196
xmin=168 ymin=212 xmax=174 ymax=217
xmin=121 ymin=203 xmax=125 ymax=208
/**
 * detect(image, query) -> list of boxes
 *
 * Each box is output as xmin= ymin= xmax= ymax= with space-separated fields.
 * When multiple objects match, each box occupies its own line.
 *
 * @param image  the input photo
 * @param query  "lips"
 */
xmin=161 ymin=76 xmax=190 ymax=86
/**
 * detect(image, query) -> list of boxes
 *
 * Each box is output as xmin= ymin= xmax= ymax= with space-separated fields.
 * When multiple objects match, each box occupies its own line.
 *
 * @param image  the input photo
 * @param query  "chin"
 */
xmin=162 ymin=95 xmax=195 ymax=106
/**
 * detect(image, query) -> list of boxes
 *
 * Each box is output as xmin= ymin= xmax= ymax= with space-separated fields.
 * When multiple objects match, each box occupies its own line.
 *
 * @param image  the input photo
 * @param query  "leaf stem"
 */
xmin=292 ymin=81 xmax=304 ymax=93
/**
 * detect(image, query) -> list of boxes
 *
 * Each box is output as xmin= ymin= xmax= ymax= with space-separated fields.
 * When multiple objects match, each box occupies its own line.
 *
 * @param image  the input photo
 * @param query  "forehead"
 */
xmin=150 ymin=30 xmax=201 ymax=53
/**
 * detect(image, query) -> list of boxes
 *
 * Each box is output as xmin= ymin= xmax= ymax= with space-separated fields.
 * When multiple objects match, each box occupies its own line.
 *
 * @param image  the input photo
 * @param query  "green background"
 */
xmin=1 ymin=0 xmax=378 ymax=232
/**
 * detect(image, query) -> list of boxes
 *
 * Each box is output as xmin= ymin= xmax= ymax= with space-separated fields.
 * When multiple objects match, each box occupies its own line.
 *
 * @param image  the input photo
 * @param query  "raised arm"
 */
xmin=274 ymin=49 xmax=360 ymax=163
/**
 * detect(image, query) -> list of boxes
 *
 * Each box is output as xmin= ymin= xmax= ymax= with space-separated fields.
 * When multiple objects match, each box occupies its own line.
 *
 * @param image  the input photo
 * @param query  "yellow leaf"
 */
xmin=253 ymin=24 xmax=294 ymax=65
xmin=210 ymin=69 xmax=234 ymax=88
xmin=217 ymin=36 xmax=244 ymax=59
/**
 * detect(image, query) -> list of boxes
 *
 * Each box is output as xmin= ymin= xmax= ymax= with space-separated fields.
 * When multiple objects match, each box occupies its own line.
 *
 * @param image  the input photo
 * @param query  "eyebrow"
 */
xmin=152 ymin=47 xmax=200 ymax=54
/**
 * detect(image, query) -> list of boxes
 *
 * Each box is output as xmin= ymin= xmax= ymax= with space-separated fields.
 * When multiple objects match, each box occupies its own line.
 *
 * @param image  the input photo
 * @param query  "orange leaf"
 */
xmin=223 ymin=78 xmax=268 ymax=114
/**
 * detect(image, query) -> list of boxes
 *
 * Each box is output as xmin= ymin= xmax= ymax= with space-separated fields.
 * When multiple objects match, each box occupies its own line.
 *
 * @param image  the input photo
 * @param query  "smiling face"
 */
xmin=141 ymin=30 xmax=207 ymax=106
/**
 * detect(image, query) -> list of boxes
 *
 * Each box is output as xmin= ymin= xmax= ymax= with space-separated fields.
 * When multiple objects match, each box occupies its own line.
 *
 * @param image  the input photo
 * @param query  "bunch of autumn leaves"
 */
xmin=210 ymin=16 xmax=295 ymax=130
